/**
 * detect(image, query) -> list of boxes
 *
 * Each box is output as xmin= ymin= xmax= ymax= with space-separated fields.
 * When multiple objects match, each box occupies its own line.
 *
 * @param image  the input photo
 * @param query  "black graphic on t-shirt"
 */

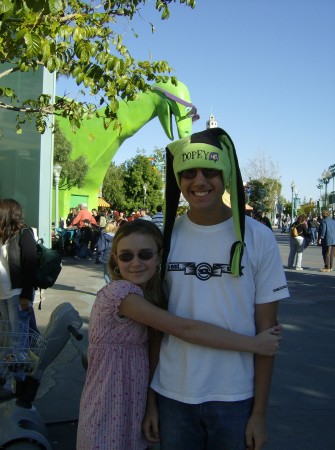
xmin=168 ymin=262 xmax=233 ymax=281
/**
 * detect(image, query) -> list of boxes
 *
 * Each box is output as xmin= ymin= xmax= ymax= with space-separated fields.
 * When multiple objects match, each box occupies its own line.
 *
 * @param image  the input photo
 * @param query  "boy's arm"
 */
xmin=245 ymin=301 xmax=279 ymax=450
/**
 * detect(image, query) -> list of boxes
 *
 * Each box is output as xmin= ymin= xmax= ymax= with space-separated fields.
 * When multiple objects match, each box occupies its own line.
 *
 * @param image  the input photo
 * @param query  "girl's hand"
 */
xmin=253 ymin=325 xmax=282 ymax=356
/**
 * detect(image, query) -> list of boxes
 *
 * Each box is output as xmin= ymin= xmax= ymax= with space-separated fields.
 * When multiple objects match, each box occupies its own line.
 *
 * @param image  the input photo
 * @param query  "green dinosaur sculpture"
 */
xmin=57 ymin=79 xmax=198 ymax=216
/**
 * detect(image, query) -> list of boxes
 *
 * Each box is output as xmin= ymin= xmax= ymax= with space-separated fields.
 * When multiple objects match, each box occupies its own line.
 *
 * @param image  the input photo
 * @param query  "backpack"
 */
xmin=35 ymin=238 xmax=62 ymax=289
xmin=20 ymin=228 xmax=62 ymax=290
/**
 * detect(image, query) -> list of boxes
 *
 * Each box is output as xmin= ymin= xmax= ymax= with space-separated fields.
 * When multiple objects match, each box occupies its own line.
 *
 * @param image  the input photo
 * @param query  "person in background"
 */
xmin=151 ymin=205 xmax=164 ymax=231
xmin=69 ymin=204 xmax=98 ymax=256
xmin=77 ymin=220 xmax=281 ymax=450
xmin=281 ymin=216 xmax=288 ymax=233
xmin=139 ymin=208 xmax=152 ymax=221
xmin=0 ymin=198 xmax=37 ymax=324
xmin=69 ymin=203 xmax=97 ymax=229
xmin=318 ymin=210 xmax=335 ymax=272
xmin=287 ymin=214 xmax=309 ymax=270
xmin=74 ymin=219 xmax=94 ymax=260
xmin=0 ymin=199 xmax=38 ymax=374
xmin=94 ymin=211 xmax=108 ymax=264
xmin=253 ymin=212 xmax=273 ymax=231
xmin=307 ymin=216 xmax=318 ymax=245
xmin=98 ymin=211 xmax=107 ymax=231
xmin=91 ymin=208 xmax=100 ymax=224
xmin=127 ymin=212 xmax=137 ymax=222
xmin=146 ymin=128 xmax=289 ymax=450
xmin=97 ymin=221 xmax=117 ymax=282
xmin=261 ymin=215 xmax=272 ymax=230
xmin=66 ymin=208 xmax=76 ymax=227
xmin=90 ymin=209 xmax=101 ymax=256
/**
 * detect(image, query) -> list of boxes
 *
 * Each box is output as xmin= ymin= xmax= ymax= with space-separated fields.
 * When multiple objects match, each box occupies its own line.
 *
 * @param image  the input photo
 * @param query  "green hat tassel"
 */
xmin=219 ymin=133 xmax=245 ymax=277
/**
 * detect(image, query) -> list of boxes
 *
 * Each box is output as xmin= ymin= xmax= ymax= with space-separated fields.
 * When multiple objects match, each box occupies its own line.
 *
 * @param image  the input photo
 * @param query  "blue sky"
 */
xmin=57 ymin=0 xmax=335 ymax=203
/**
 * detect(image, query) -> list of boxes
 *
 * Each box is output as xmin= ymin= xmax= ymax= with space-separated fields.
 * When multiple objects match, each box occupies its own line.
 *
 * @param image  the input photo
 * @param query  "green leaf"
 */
xmin=15 ymin=29 xmax=27 ymax=42
xmin=41 ymin=42 xmax=51 ymax=61
xmin=5 ymin=87 xmax=14 ymax=97
xmin=48 ymin=0 xmax=63 ymax=14
xmin=24 ymin=32 xmax=41 ymax=57
xmin=109 ymin=97 xmax=119 ymax=113
xmin=47 ymin=57 xmax=56 ymax=72
xmin=73 ymin=27 xmax=83 ymax=42
xmin=75 ymin=72 xmax=85 ymax=85
xmin=0 ymin=0 xmax=13 ymax=14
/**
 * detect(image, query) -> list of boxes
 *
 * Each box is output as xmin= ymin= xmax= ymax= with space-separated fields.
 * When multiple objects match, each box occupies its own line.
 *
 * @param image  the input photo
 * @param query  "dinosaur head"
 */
xmin=152 ymin=80 xmax=199 ymax=141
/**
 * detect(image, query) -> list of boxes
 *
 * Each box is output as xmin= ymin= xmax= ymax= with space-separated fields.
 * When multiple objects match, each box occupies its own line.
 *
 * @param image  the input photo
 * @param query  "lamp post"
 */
xmin=294 ymin=191 xmax=300 ymax=216
xmin=273 ymin=191 xmax=278 ymax=227
xmin=321 ymin=169 xmax=332 ymax=209
xmin=143 ymin=183 xmax=147 ymax=206
xmin=316 ymin=180 xmax=323 ymax=216
xmin=53 ymin=164 xmax=62 ymax=229
xmin=290 ymin=181 xmax=295 ymax=221
xmin=329 ymin=164 xmax=335 ymax=217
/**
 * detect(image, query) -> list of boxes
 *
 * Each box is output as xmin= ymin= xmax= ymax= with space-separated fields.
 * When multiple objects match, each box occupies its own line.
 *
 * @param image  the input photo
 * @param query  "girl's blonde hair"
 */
xmin=108 ymin=220 xmax=167 ymax=311
xmin=105 ymin=222 xmax=117 ymax=233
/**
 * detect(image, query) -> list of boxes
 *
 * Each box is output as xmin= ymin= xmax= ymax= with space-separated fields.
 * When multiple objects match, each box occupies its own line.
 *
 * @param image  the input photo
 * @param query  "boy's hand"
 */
xmin=142 ymin=389 xmax=160 ymax=443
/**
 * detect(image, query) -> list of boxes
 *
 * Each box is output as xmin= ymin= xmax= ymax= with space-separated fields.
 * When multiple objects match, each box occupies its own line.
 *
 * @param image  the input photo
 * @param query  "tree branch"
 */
xmin=0 ymin=103 xmax=55 ymax=114
xmin=0 ymin=66 xmax=20 ymax=80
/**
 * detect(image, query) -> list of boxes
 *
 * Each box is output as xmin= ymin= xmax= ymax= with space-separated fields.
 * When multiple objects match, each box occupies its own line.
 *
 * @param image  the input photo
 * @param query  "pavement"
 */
xmin=30 ymin=229 xmax=335 ymax=449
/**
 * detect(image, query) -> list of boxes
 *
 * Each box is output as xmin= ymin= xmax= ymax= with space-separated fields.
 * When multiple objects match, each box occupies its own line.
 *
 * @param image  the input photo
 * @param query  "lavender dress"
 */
xmin=77 ymin=280 xmax=150 ymax=450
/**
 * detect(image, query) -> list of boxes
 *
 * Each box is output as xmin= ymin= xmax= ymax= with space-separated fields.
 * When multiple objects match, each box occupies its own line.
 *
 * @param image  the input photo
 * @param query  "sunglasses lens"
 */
xmin=138 ymin=251 xmax=155 ymax=260
xmin=118 ymin=253 xmax=133 ymax=262
xmin=118 ymin=251 xmax=156 ymax=262
xmin=180 ymin=169 xmax=197 ymax=179
xmin=179 ymin=169 xmax=221 ymax=179
xmin=203 ymin=169 xmax=221 ymax=178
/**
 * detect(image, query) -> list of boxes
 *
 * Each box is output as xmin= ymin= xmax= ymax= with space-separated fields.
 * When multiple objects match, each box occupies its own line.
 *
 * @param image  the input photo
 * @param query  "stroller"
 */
xmin=52 ymin=228 xmax=77 ymax=256
xmin=0 ymin=303 xmax=83 ymax=449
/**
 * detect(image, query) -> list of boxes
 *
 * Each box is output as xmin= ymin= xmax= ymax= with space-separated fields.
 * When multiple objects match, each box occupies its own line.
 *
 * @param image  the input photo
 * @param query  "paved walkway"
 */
xmin=32 ymin=229 xmax=335 ymax=449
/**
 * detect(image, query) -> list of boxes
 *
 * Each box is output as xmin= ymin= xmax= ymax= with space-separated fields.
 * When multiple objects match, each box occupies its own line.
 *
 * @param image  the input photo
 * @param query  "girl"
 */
xmin=287 ymin=214 xmax=309 ymax=270
xmin=0 ymin=199 xmax=38 ymax=377
xmin=0 ymin=199 xmax=37 ymax=331
xmin=76 ymin=220 xmax=281 ymax=450
xmin=97 ymin=221 xmax=117 ymax=283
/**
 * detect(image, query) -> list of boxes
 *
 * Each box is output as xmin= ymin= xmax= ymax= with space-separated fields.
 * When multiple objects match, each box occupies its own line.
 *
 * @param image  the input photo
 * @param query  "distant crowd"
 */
xmin=52 ymin=203 xmax=164 ymax=263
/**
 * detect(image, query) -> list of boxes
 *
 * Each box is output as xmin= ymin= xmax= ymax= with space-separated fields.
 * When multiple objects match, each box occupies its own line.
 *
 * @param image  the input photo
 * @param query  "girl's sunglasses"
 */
xmin=179 ymin=168 xmax=222 ymax=179
xmin=117 ymin=250 xmax=159 ymax=262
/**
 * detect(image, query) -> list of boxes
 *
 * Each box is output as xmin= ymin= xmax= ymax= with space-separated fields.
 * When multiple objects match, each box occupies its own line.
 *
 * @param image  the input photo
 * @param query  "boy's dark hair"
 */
xmin=156 ymin=205 xmax=163 ymax=212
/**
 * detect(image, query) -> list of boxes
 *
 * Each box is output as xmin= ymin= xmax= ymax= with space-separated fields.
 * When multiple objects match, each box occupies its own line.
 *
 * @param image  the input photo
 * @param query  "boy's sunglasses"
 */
xmin=117 ymin=250 xmax=159 ymax=262
xmin=179 ymin=168 xmax=222 ymax=180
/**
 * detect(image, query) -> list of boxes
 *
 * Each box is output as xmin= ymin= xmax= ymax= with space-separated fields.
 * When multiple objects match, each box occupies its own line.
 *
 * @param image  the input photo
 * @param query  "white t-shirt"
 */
xmin=151 ymin=214 xmax=289 ymax=403
xmin=0 ymin=240 xmax=22 ymax=299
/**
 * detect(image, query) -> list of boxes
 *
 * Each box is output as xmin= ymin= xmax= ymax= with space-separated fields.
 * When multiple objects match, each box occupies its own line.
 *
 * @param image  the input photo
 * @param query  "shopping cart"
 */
xmin=0 ymin=303 xmax=83 ymax=449
xmin=0 ymin=320 xmax=47 ymax=381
